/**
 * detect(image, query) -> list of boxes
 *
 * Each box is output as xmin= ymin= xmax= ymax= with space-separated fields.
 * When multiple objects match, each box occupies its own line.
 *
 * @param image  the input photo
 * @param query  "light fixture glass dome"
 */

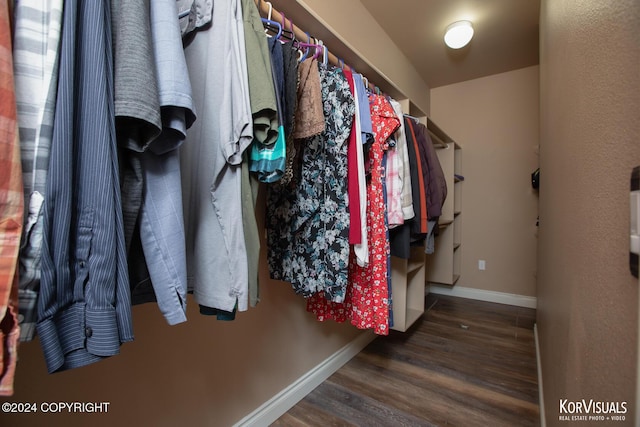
xmin=444 ymin=20 xmax=474 ymax=49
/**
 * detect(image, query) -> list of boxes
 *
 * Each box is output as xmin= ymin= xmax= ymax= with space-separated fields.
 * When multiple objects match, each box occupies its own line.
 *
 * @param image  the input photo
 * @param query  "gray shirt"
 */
xmin=133 ymin=0 xmax=197 ymax=325
xmin=181 ymin=0 xmax=252 ymax=312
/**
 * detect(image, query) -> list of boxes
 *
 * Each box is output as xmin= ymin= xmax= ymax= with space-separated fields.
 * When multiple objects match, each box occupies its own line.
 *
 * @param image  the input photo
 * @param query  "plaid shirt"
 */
xmin=0 ymin=0 xmax=25 ymax=396
xmin=390 ymin=99 xmax=414 ymax=223
xmin=385 ymin=134 xmax=403 ymax=227
xmin=12 ymin=0 xmax=64 ymax=341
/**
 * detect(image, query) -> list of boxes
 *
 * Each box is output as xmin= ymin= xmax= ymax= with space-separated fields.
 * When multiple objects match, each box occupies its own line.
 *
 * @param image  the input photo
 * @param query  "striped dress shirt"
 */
xmin=37 ymin=0 xmax=134 ymax=373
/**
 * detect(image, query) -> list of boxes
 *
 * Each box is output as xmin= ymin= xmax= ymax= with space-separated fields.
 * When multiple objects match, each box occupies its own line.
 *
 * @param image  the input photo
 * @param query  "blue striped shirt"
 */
xmin=37 ymin=0 xmax=134 ymax=373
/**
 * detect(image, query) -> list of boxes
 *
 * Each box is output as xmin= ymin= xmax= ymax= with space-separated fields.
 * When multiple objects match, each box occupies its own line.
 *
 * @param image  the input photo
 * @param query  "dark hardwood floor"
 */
xmin=272 ymin=294 xmax=539 ymax=427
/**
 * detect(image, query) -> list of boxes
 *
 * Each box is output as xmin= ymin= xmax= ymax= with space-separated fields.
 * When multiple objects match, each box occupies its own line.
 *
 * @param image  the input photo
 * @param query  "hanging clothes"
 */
xmin=279 ymin=40 xmax=300 ymax=186
xmin=380 ymin=151 xmax=393 ymax=329
xmin=129 ymin=0 xmax=196 ymax=325
xmin=267 ymin=57 xmax=324 ymax=284
xmin=112 ymin=0 xmax=162 ymax=265
xmin=387 ymin=102 xmax=414 ymax=259
xmin=341 ymin=69 xmax=362 ymax=245
xmin=415 ymin=123 xmax=447 ymax=221
xmin=404 ymin=118 xmax=429 ymax=237
xmin=307 ymin=93 xmax=399 ymax=335
xmin=240 ymin=0 xmax=271 ymax=307
xmin=388 ymin=99 xmax=414 ymax=226
xmin=0 ymin=0 xmax=24 ymax=395
xmin=267 ymin=63 xmax=354 ymax=302
xmin=249 ymin=35 xmax=286 ymax=183
xmin=413 ymin=123 xmax=447 ymax=255
xmin=177 ymin=0 xmax=213 ymax=38
xmin=12 ymin=0 xmax=64 ymax=342
xmin=181 ymin=0 xmax=252 ymax=314
xmin=281 ymin=41 xmax=299 ymax=140
xmin=384 ymin=131 xmax=402 ymax=227
xmin=347 ymin=93 xmax=398 ymax=334
xmin=37 ymin=0 xmax=134 ymax=373
xmin=291 ymin=58 xmax=324 ymax=139
xmin=352 ymin=73 xmax=373 ymax=267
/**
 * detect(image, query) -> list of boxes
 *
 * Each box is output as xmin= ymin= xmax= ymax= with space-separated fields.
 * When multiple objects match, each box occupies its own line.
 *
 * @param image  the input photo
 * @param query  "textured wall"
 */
xmin=538 ymin=1 xmax=640 ymax=425
xmin=431 ymin=66 xmax=540 ymax=297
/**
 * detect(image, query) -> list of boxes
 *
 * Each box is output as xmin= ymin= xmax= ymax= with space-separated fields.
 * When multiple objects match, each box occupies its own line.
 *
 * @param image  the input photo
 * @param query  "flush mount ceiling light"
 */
xmin=444 ymin=20 xmax=474 ymax=49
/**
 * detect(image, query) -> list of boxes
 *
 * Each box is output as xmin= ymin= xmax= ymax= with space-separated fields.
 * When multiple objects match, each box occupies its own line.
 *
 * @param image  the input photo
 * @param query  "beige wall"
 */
xmin=430 ymin=66 xmax=540 ymax=297
xmin=538 ymin=1 xmax=640 ymax=426
xmin=0 ymin=2 xmax=431 ymax=427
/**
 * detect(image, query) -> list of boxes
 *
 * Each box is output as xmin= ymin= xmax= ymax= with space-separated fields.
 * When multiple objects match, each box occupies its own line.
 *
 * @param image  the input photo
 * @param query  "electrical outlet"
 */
xmin=478 ymin=260 xmax=486 ymax=271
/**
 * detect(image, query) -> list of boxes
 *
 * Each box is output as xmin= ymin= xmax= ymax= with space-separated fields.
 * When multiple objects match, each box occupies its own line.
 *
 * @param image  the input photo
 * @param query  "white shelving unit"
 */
xmin=425 ymin=119 xmax=462 ymax=286
xmin=390 ymin=246 xmax=425 ymax=332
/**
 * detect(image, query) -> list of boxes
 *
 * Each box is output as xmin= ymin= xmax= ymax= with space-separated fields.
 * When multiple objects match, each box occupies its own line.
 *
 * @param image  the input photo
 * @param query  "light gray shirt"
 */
xmin=181 ymin=0 xmax=253 ymax=312
xmin=136 ymin=0 xmax=197 ymax=325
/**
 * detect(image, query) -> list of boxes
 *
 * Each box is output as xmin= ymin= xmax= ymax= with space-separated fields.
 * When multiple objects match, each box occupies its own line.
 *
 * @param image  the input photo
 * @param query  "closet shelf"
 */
xmin=403 ymin=308 xmax=424 ymax=331
xmin=391 ymin=245 xmax=426 ymax=332
xmin=429 ymin=275 xmax=460 ymax=287
xmin=438 ymin=219 xmax=453 ymax=228
xmin=427 ymin=117 xmax=455 ymax=145
xmin=428 ymin=129 xmax=448 ymax=149
xmin=426 ymin=121 xmax=462 ymax=288
xmin=408 ymin=259 xmax=425 ymax=274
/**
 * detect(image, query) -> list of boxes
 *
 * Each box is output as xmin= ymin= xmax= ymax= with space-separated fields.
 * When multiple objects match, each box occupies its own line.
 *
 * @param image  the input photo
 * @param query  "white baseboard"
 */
xmin=428 ymin=284 xmax=537 ymax=309
xmin=233 ymin=331 xmax=377 ymax=427
xmin=535 ymin=324 xmax=546 ymax=427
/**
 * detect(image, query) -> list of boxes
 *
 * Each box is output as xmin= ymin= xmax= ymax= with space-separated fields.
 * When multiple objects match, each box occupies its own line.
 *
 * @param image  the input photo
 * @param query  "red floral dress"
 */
xmin=306 ymin=94 xmax=399 ymax=335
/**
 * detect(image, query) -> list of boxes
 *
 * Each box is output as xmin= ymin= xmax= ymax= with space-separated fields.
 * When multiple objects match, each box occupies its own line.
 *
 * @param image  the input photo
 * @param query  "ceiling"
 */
xmin=360 ymin=0 xmax=540 ymax=88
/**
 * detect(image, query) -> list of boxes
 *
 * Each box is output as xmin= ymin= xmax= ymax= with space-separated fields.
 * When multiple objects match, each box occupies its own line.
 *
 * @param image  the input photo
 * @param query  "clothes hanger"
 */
xmin=262 ymin=18 xmax=282 ymax=39
xmin=262 ymin=2 xmax=280 ymax=38
xmin=279 ymin=12 xmax=295 ymax=42
xmin=297 ymin=32 xmax=312 ymax=61
xmin=403 ymin=114 xmax=420 ymax=124
xmin=312 ymin=39 xmax=324 ymax=60
xmin=319 ymin=45 xmax=328 ymax=65
xmin=296 ymin=42 xmax=322 ymax=58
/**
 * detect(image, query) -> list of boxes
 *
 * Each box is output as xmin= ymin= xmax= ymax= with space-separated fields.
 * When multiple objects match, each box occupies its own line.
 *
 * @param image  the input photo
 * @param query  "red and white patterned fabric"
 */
xmin=0 ymin=0 xmax=25 ymax=395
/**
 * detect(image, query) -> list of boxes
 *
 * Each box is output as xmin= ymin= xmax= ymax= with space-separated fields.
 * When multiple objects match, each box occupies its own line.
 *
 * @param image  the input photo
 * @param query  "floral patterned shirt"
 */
xmin=267 ymin=63 xmax=354 ymax=303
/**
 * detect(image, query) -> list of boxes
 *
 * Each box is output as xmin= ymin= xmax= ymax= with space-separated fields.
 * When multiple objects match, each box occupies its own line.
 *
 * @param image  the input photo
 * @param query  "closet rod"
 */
xmin=254 ymin=0 xmax=377 ymax=91
xmin=403 ymin=114 xmax=420 ymax=124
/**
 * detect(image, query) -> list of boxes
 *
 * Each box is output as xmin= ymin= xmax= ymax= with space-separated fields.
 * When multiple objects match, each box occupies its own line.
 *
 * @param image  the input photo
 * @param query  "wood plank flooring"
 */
xmin=271 ymin=294 xmax=539 ymax=426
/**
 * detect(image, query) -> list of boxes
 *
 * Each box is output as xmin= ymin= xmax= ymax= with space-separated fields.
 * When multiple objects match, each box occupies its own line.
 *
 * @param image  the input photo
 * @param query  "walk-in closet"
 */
xmin=0 ymin=1 xmax=638 ymax=426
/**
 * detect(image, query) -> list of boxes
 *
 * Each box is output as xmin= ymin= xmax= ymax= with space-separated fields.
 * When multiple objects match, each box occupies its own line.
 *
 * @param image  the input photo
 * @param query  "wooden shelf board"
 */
xmin=407 ymin=261 xmax=424 ymax=274
xmin=428 ymin=275 xmax=460 ymax=287
xmin=438 ymin=219 xmax=453 ymax=228
xmin=391 ymin=308 xmax=424 ymax=332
